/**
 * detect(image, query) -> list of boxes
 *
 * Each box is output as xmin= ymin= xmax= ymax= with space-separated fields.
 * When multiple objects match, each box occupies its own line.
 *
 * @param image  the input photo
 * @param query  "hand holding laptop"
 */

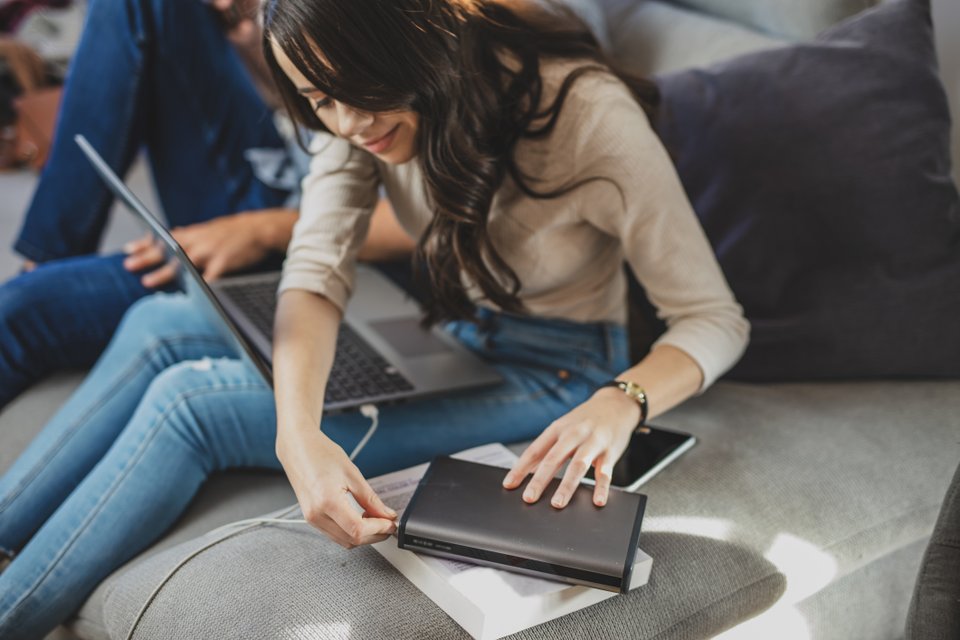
xmin=121 ymin=209 xmax=296 ymax=288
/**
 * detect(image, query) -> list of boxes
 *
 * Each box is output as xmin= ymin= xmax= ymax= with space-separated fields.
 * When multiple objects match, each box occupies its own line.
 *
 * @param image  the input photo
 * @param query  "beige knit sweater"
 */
xmin=279 ymin=59 xmax=749 ymax=389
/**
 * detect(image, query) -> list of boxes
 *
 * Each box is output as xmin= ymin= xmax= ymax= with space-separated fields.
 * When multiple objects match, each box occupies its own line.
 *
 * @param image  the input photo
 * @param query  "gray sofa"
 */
xmin=2 ymin=0 xmax=958 ymax=638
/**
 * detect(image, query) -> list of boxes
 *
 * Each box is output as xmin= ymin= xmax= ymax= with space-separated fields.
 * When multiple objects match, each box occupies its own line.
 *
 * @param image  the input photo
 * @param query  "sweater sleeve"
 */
xmin=278 ymin=133 xmax=381 ymax=313
xmin=577 ymin=75 xmax=750 ymax=391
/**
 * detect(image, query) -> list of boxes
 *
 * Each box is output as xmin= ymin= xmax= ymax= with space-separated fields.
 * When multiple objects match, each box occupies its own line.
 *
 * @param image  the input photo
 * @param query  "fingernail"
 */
xmin=502 ymin=473 xmax=513 ymax=487
xmin=386 ymin=507 xmax=397 ymax=518
xmin=552 ymin=493 xmax=565 ymax=508
xmin=523 ymin=489 xmax=535 ymax=502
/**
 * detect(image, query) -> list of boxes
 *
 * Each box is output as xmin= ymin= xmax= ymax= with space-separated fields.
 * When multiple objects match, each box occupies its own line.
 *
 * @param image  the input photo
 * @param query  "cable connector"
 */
xmin=350 ymin=404 xmax=380 ymax=461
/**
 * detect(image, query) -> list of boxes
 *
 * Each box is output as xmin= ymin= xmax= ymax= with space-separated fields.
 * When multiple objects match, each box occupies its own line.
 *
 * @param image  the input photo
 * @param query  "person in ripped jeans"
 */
xmin=0 ymin=0 xmax=414 ymax=411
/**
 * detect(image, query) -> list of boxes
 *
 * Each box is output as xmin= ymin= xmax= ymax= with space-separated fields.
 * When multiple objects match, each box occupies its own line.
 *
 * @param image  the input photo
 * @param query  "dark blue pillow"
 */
xmin=646 ymin=0 xmax=960 ymax=380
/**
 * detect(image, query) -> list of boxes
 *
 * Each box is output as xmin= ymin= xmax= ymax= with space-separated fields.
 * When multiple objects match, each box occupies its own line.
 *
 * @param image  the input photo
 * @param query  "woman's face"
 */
xmin=271 ymin=40 xmax=419 ymax=164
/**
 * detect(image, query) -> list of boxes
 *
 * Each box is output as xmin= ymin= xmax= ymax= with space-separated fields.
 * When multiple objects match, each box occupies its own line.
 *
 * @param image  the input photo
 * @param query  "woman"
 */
xmin=0 ymin=0 xmax=747 ymax=637
xmin=263 ymin=0 xmax=748 ymax=544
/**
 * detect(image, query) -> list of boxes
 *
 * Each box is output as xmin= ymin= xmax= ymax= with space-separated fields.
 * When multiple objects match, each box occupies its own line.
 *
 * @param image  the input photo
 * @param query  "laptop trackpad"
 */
xmin=367 ymin=318 xmax=453 ymax=358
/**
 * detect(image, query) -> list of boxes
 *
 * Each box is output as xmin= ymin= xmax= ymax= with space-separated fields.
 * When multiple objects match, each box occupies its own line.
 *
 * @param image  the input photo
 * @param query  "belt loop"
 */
xmin=476 ymin=307 xmax=495 ymax=333
xmin=603 ymin=323 xmax=615 ymax=371
xmin=474 ymin=307 xmax=496 ymax=348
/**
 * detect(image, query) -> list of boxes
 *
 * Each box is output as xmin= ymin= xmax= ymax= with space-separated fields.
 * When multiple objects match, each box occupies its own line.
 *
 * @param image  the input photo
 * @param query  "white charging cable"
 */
xmin=123 ymin=404 xmax=381 ymax=640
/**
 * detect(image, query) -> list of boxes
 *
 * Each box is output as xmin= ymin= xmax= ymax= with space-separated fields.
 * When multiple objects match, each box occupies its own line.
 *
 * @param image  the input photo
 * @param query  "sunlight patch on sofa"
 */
xmin=714 ymin=532 xmax=839 ymax=640
xmin=764 ymin=533 xmax=837 ymax=603
xmin=643 ymin=516 xmax=733 ymax=541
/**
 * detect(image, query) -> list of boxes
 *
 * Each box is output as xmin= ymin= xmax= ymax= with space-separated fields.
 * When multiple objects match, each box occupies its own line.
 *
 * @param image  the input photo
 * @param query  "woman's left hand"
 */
xmin=502 ymin=388 xmax=642 ymax=508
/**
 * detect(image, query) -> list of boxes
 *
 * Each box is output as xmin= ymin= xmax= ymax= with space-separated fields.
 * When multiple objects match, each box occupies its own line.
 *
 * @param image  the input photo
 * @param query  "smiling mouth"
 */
xmin=360 ymin=125 xmax=400 ymax=153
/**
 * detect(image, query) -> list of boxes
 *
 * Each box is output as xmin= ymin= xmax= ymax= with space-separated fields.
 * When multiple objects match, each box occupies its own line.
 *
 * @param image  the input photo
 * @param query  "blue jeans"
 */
xmin=0 ymin=294 xmax=629 ymax=639
xmin=0 ymin=0 xmax=288 ymax=410
xmin=13 ymin=0 xmax=287 ymax=262
xmin=0 ymin=254 xmax=161 ymax=409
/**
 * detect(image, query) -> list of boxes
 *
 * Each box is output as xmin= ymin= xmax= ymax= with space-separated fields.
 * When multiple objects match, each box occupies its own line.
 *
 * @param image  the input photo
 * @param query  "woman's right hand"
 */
xmin=276 ymin=428 xmax=398 ymax=549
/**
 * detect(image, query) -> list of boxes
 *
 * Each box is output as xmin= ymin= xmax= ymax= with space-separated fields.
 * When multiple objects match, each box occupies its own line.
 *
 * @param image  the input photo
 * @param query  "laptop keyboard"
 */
xmin=218 ymin=278 xmax=415 ymax=404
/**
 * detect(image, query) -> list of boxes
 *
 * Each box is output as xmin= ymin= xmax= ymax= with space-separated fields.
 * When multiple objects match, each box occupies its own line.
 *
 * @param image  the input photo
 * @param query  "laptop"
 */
xmin=76 ymin=134 xmax=503 ymax=412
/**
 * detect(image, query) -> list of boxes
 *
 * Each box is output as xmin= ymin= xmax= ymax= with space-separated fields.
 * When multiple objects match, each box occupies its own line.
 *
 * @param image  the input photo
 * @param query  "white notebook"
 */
xmin=370 ymin=443 xmax=653 ymax=640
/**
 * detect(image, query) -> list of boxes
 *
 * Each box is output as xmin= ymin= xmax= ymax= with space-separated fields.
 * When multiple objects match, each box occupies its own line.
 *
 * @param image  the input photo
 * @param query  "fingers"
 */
xmin=591 ymin=454 xmax=615 ymax=507
xmin=141 ymin=260 xmax=179 ymax=289
xmin=310 ymin=513 xmax=359 ymax=549
xmin=521 ymin=432 xmax=582 ymax=505
xmin=172 ymin=226 xmax=218 ymax=273
xmin=300 ymin=467 xmax=397 ymax=549
xmin=502 ymin=423 xmax=559 ymax=489
xmin=325 ymin=492 xmax=397 ymax=547
xmin=313 ymin=512 xmax=392 ymax=549
xmin=504 ymin=413 xmax=624 ymax=509
xmin=202 ymin=256 xmax=228 ymax=282
xmin=123 ymin=233 xmax=153 ymax=257
xmin=302 ymin=494 xmax=395 ymax=549
xmin=551 ymin=442 xmax=604 ymax=509
xmin=349 ymin=471 xmax=398 ymax=521
xmin=123 ymin=236 xmax=165 ymax=272
xmin=173 ymin=216 xmax=268 ymax=279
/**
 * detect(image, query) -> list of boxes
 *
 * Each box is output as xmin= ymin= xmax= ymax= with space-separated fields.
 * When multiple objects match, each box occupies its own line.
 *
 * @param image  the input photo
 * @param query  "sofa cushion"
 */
xmin=660 ymin=0 xmax=879 ymax=40
xmin=605 ymin=0 xmax=786 ymax=76
xmin=648 ymin=0 xmax=960 ymax=381
xmin=70 ymin=472 xmax=296 ymax=640
xmin=906 ymin=460 xmax=960 ymax=639
xmin=551 ymin=0 xmax=612 ymax=52
xmin=91 ymin=379 xmax=960 ymax=639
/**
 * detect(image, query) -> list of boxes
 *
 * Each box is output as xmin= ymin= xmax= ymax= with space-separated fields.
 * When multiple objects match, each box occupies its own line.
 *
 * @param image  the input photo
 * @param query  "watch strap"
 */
xmin=599 ymin=379 xmax=649 ymax=426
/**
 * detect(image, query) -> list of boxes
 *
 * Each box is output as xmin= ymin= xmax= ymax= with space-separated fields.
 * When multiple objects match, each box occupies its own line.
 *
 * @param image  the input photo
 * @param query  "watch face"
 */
xmin=621 ymin=381 xmax=644 ymax=400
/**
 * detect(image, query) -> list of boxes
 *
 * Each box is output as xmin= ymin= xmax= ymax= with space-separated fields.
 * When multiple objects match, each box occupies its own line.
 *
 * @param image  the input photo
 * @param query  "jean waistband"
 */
xmin=464 ymin=307 xmax=629 ymax=372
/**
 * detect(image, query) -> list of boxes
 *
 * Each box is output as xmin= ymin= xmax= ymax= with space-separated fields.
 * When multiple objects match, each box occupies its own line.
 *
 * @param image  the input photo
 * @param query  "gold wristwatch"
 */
xmin=599 ymin=379 xmax=649 ymax=426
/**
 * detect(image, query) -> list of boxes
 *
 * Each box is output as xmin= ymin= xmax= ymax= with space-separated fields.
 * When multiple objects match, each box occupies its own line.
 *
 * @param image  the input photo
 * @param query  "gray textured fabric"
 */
xmin=68 ymin=473 xmax=296 ymax=640
xmin=550 ymin=0 xmax=613 ymax=51
xmin=606 ymin=1 xmax=786 ymax=77
xmin=104 ymin=522 xmax=784 ymax=640
xmin=906 ymin=461 xmax=960 ymax=639
xmin=798 ymin=538 xmax=927 ymax=640
xmin=92 ymin=380 xmax=960 ymax=639
xmin=667 ymin=0 xmax=880 ymax=40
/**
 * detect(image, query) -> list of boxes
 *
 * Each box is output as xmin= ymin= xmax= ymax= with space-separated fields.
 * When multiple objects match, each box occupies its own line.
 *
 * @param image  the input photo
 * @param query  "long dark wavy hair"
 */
xmin=262 ymin=0 xmax=659 ymax=326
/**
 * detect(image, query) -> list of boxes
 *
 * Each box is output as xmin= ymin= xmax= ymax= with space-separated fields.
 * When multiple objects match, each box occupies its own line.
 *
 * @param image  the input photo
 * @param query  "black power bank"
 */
xmin=397 ymin=457 xmax=648 ymax=593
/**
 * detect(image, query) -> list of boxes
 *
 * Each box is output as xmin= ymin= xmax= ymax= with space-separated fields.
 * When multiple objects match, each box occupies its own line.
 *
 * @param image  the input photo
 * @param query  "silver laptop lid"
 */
xmin=74 ymin=134 xmax=274 ymax=384
xmin=77 ymin=134 xmax=503 ymax=411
